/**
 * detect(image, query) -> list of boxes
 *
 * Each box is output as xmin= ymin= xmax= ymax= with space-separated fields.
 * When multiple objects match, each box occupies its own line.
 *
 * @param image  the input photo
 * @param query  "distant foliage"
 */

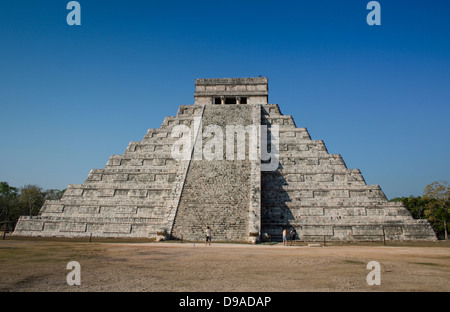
xmin=390 ymin=196 xmax=432 ymax=220
xmin=423 ymin=181 xmax=449 ymax=240
xmin=0 ymin=181 xmax=65 ymax=230
xmin=390 ymin=181 xmax=449 ymax=239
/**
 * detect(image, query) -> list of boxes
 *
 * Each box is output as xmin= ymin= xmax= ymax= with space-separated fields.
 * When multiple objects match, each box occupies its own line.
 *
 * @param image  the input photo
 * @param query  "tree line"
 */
xmin=0 ymin=182 xmax=65 ymax=231
xmin=390 ymin=181 xmax=449 ymax=240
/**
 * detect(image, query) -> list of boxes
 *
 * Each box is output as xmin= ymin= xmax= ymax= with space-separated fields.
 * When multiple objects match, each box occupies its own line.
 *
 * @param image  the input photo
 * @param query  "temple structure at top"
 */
xmin=194 ymin=77 xmax=268 ymax=105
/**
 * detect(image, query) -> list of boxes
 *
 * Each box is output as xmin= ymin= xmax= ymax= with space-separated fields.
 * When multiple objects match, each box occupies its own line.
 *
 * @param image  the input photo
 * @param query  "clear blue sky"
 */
xmin=1 ymin=0 xmax=449 ymax=199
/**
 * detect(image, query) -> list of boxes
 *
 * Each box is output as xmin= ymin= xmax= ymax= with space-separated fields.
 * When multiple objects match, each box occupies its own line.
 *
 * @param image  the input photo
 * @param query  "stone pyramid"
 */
xmin=13 ymin=77 xmax=436 ymax=242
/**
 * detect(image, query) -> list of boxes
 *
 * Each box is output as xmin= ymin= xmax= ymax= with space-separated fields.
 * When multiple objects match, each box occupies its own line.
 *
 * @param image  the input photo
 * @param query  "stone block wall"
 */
xmin=260 ymin=104 xmax=436 ymax=241
xmin=13 ymin=105 xmax=204 ymax=238
xmin=194 ymin=77 xmax=268 ymax=105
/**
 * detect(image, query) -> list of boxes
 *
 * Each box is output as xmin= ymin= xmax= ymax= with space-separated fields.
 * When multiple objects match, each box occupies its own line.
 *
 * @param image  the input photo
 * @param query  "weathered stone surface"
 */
xmin=194 ymin=77 xmax=268 ymax=105
xmin=13 ymin=78 xmax=436 ymax=242
xmin=170 ymin=104 xmax=259 ymax=242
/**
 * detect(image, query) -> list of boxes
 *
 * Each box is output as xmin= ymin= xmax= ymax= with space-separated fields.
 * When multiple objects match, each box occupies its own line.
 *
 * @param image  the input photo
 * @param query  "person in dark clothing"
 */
xmin=290 ymin=227 xmax=297 ymax=245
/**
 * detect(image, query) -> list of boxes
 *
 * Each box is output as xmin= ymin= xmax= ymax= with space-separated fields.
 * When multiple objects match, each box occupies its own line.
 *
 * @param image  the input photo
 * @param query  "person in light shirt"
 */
xmin=205 ymin=226 xmax=212 ymax=245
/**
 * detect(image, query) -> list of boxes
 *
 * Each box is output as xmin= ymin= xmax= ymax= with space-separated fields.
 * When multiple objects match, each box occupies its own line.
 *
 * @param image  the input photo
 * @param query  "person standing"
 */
xmin=290 ymin=227 xmax=297 ymax=245
xmin=205 ymin=226 xmax=212 ymax=245
xmin=282 ymin=228 xmax=287 ymax=246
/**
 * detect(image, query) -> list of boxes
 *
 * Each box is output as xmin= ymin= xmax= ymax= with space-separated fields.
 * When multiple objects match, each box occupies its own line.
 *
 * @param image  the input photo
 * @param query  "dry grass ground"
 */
xmin=0 ymin=237 xmax=449 ymax=292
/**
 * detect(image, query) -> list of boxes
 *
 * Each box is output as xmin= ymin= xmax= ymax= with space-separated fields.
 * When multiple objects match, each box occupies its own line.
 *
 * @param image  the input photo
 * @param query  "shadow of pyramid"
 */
xmin=260 ymin=106 xmax=295 ymax=242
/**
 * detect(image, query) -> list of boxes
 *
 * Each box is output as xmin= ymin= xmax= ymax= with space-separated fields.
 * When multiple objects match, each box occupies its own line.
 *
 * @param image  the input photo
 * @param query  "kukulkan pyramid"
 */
xmin=13 ymin=77 xmax=436 ymax=242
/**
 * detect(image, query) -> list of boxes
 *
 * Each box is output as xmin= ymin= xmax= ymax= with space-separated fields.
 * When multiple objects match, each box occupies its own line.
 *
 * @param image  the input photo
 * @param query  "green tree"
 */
xmin=0 ymin=182 xmax=19 ymax=229
xmin=43 ymin=188 xmax=66 ymax=201
xmin=0 ymin=182 xmax=18 ymax=197
xmin=423 ymin=181 xmax=450 ymax=240
xmin=1 ymin=182 xmax=66 ymax=229
xmin=19 ymin=185 xmax=45 ymax=217
xmin=389 ymin=196 xmax=433 ymax=220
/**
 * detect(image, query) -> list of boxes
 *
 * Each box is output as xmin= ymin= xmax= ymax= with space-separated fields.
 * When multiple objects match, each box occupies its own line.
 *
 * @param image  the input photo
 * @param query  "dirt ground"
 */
xmin=0 ymin=237 xmax=449 ymax=292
